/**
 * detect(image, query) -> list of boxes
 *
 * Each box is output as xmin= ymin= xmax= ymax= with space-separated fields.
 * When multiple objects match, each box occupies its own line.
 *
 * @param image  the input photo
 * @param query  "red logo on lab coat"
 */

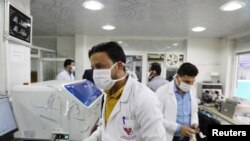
xmin=123 ymin=127 xmax=133 ymax=135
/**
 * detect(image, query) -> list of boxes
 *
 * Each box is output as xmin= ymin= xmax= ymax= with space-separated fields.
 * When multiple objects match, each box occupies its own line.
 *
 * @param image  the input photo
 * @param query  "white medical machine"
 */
xmin=11 ymin=80 xmax=103 ymax=141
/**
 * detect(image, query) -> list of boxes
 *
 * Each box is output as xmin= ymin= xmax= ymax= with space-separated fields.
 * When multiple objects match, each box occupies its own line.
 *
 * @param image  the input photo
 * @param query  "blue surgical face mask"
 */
xmin=93 ymin=63 xmax=127 ymax=90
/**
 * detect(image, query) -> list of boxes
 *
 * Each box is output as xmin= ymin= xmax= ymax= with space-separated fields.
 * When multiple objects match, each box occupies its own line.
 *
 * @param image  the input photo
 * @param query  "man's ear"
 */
xmin=117 ymin=61 xmax=125 ymax=71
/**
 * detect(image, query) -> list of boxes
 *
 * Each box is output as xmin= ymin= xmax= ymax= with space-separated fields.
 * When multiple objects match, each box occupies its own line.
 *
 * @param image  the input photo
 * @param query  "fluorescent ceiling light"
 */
xmin=220 ymin=1 xmax=245 ymax=11
xmin=192 ymin=27 xmax=206 ymax=32
xmin=102 ymin=25 xmax=115 ymax=30
xmin=83 ymin=0 xmax=104 ymax=10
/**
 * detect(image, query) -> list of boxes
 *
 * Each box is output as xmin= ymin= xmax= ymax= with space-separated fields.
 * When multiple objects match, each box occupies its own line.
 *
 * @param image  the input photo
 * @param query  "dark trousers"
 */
xmin=173 ymin=136 xmax=190 ymax=141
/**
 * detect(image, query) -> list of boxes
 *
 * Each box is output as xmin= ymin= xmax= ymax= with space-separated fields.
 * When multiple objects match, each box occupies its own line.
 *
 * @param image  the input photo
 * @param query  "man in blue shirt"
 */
xmin=156 ymin=62 xmax=199 ymax=141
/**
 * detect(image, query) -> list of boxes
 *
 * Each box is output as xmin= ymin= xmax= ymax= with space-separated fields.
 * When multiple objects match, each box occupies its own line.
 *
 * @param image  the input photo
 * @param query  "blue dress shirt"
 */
xmin=174 ymin=84 xmax=191 ymax=137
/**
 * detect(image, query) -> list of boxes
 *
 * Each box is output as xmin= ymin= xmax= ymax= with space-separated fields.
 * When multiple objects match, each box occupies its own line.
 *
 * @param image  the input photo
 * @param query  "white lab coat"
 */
xmin=56 ymin=70 xmax=75 ymax=81
xmin=156 ymin=80 xmax=199 ymax=141
xmin=84 ymin=76 xmax=166 ymax=141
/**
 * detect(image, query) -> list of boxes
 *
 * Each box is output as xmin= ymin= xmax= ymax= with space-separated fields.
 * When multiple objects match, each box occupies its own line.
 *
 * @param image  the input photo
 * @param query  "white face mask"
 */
xmin=71 ymin=66 xmax=75 ymax=71
xmin=148 ymin=72 xmax=151 ymax=77
xmin=148 ymin=71 xmax=155 ymax=78
xmin=93 ymin=63 xmax=126 ymax=90
xmin=178 ymin=78 xmax=192 ymax=92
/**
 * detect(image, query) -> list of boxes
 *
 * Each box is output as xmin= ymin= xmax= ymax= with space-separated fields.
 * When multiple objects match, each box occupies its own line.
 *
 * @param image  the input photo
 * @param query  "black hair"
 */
xmin=88 ymin=41 xmax=126 ymax=64
xmin=64 ymin=59 xmax=74 ymax=68
xmin=177 ymin=62 xmax=198 ymax=77
xmin=150 ymin=62 xmax=161 ymax=75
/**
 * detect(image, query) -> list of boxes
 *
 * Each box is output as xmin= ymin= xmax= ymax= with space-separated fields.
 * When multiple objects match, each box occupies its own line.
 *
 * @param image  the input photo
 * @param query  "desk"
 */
xmin=199 ymin=105 xmax=241 ymax=125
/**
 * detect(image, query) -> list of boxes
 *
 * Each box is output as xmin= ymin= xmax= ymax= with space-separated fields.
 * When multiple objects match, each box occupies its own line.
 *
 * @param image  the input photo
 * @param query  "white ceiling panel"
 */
xmin=31 ymin=0 xmax=250 ymax=37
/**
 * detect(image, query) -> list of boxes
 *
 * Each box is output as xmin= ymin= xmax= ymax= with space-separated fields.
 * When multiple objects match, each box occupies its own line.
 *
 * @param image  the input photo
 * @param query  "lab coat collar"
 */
xmin=167 ymin=80 xmax=176 ymax=95
xmin=106 ymin=76 xmax=134 ymax=125
xmin=119 ymin=75 xmax=134 ymax=102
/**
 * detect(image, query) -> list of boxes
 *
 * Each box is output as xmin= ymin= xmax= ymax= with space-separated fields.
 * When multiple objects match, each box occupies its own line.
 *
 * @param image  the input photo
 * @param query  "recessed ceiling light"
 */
xmin=102 ymin=25 xmax=115 ymax=30
xmin=117 ymin=41 xmax=123 ymax=44
xmin=220 ymin=1 xmax=245 ymax=11
xmin=82 ymin=0 xmax=104 ymax=10
xmin=173 ymin=43 xmax=178 ymax=46
xmin=192 ymin=27 xmax=206 ymax=32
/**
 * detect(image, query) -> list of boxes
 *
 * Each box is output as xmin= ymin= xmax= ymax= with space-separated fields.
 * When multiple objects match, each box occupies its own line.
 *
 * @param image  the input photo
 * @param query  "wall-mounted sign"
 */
xmin=9 ymin=4 xmax=31 ymax=43
xmin=5 ymin=2 xmax=32 ymax=45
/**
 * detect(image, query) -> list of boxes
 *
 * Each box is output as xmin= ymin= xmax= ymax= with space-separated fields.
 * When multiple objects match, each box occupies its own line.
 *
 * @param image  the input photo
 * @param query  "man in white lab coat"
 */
xmin=84 ymin=41 xmax=166 ymax=141
xmin=156 ymin=62 xmax=199 ymax=141
xmin=56 ymin=59 xmax=75 ymax=81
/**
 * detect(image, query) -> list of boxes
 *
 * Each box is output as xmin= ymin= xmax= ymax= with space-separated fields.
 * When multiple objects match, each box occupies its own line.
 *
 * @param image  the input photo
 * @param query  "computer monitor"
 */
xmin=0 ymin=97 xmax=18 ymax=140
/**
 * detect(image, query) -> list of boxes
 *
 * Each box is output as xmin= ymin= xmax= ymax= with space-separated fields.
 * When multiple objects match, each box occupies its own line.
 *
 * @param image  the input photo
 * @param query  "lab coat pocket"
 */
xmin=120 ymin=118 xmax=137 ymax=140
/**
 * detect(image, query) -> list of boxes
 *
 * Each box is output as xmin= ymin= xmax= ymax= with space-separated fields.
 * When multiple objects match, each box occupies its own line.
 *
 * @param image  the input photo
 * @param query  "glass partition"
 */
xmin=30 ymin=46 xmax=62 ymax=82
xmin=42 ymin=60 xmax=57 ymax=81
xmin=235 ymin=53 xmax=250 ymax=100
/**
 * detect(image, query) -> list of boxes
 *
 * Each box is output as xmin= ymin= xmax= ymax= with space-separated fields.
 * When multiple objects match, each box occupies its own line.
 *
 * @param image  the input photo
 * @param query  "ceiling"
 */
xmin=31 ymin=0 xmax=250 ymax=37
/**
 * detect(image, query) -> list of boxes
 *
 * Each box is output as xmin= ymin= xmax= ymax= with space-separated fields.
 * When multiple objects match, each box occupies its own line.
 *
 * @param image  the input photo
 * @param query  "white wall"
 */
xmin=234 ymin=35 xmax=250 ymax=53
xmin=33 ymin=36 xmax=57 ymax=50
xmin=83 ymin=36 xmax=111 ymax=70
xmin=32 ymin=36 xmax=75 ymax=56
xmin=57 ymin=36 xmax=75 ymax=58
xmin=187 ymin=38 xmax=221 ymax=83
xmin=56 ymin=36 xmax=75 ymax=74
xmin=9 ymin=0 xmax=30 ymax=11
xmin=7 ymin=44 xmax=31 ymax=87
xmin=0 ymin=0 xmax=31 ymax=94
xmin=219 ymin=38 xmax=234 ymax=98
xmin=75 ymin=34 xmax=85 ymax=80
xmin=0 ymin=0 xmax=5 ymax=93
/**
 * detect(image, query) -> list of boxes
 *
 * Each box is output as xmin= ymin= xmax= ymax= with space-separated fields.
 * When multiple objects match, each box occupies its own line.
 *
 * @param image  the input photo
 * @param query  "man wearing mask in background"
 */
xmin=56 ymin=59 xmax=75 ymax=81
xmin=156 ymin=62 xmax=199 ymax=141
xmin=84 ymin=41 xmax=166 ymax=141
xmin=147 ymin=62 xmax=169 ymax=92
